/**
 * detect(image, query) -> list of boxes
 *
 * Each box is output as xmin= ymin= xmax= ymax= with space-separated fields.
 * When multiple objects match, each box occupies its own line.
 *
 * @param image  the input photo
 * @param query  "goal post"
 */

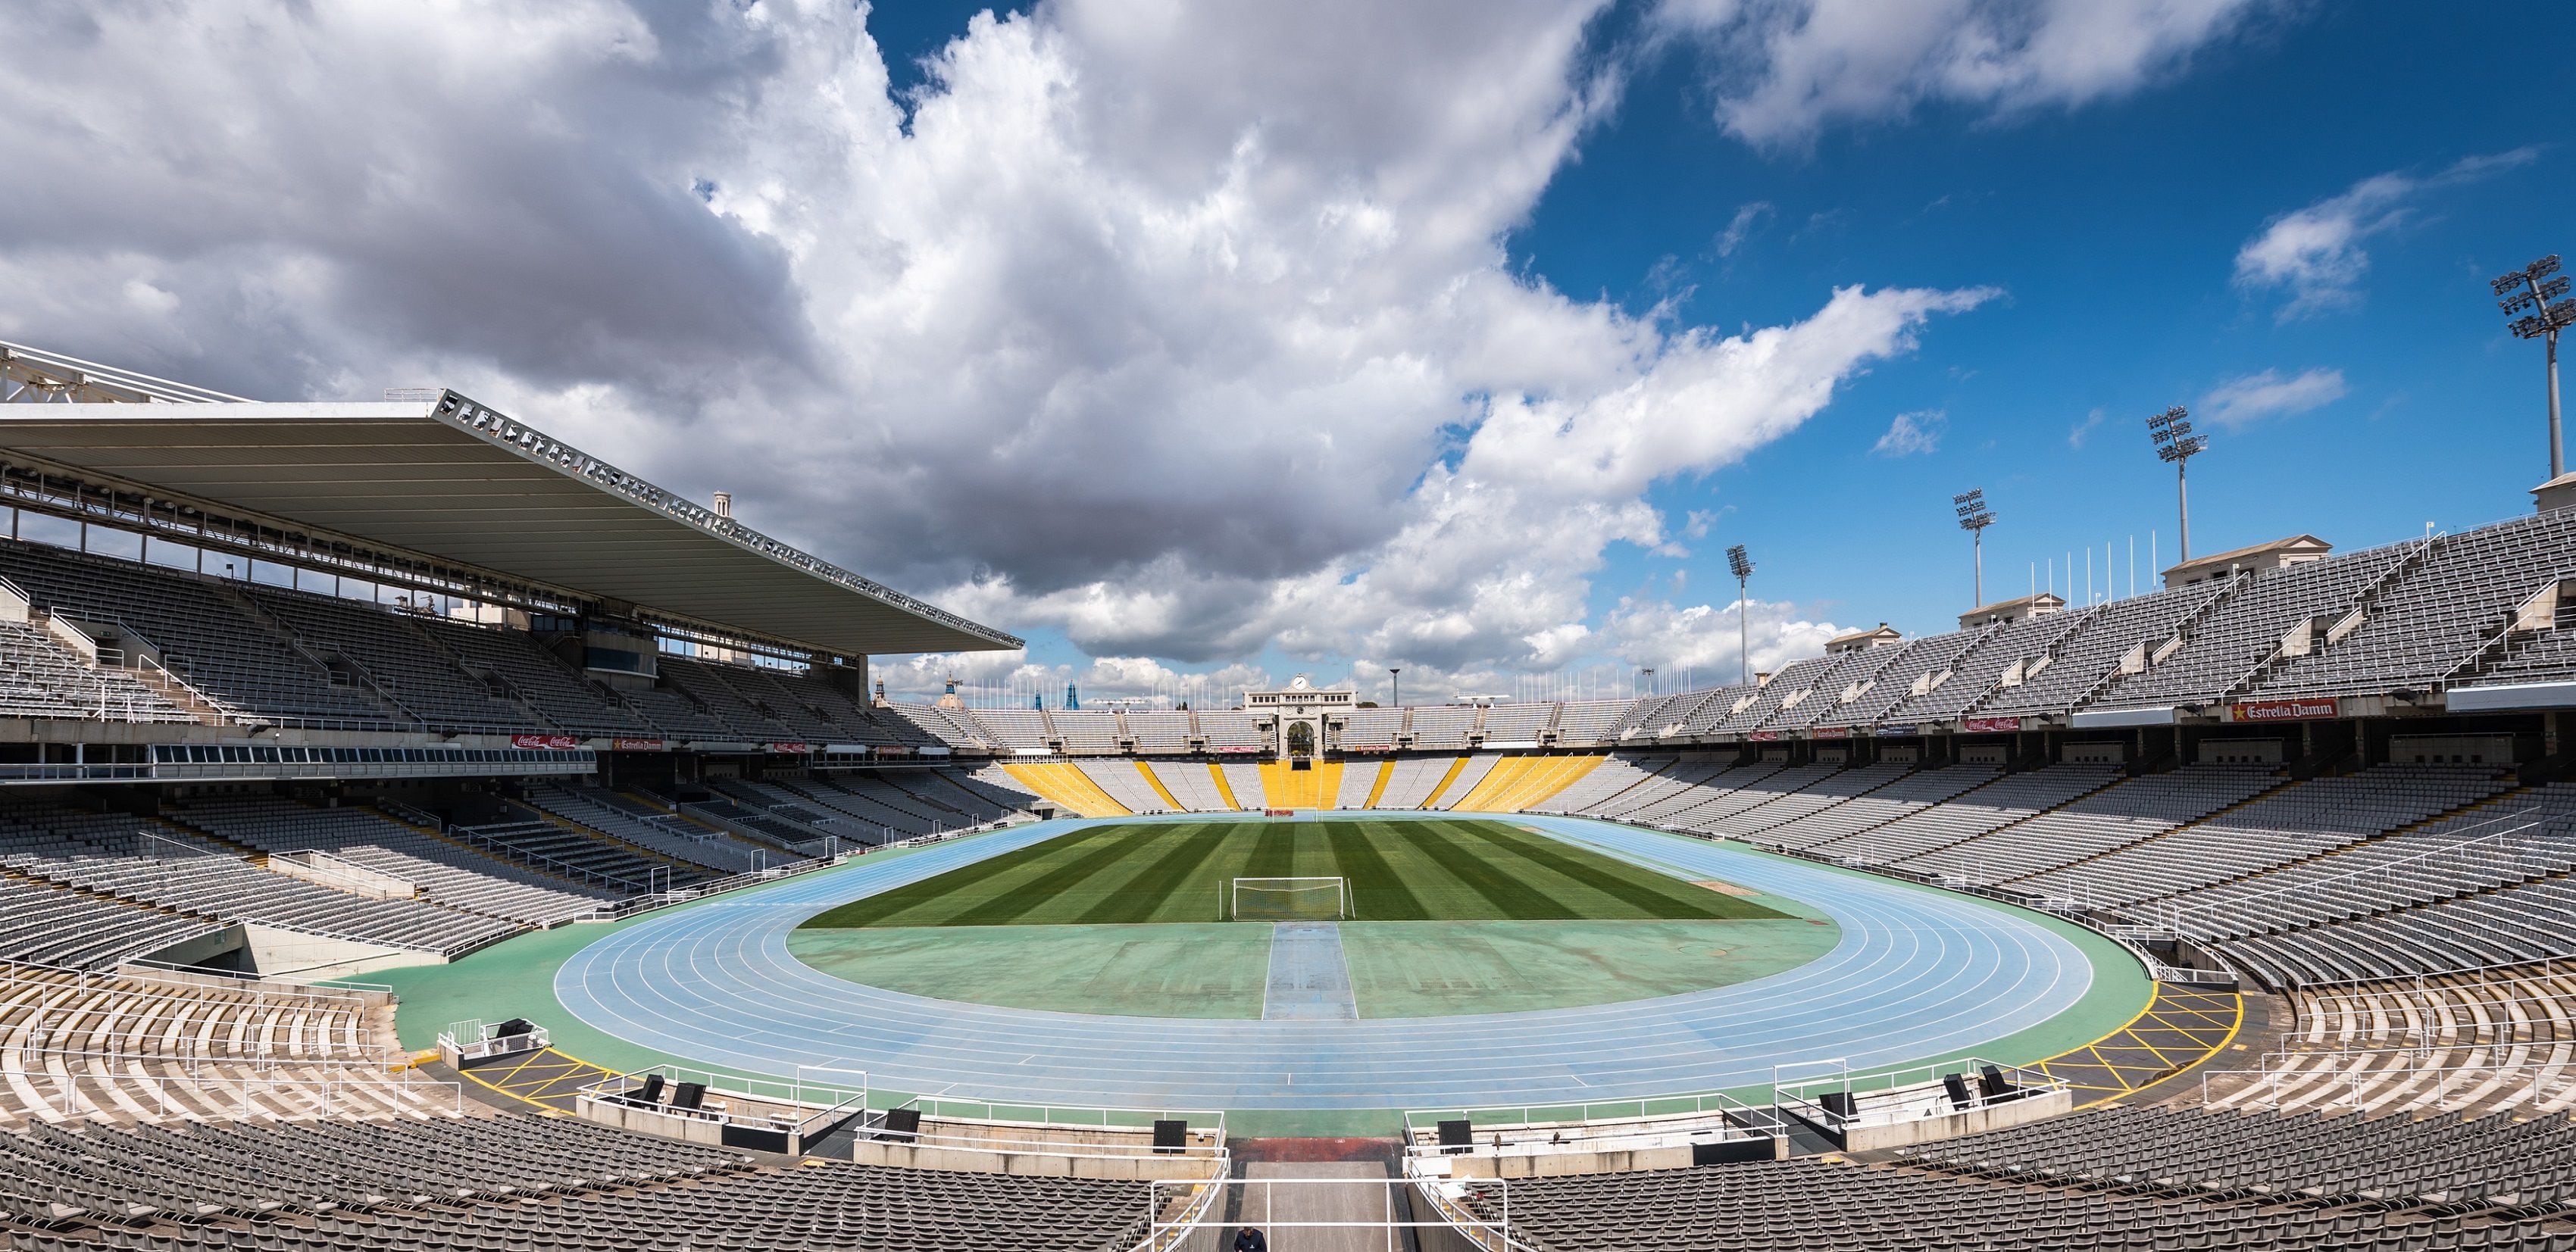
xmin=1227 ymin=876 xmax=1352 ymax=921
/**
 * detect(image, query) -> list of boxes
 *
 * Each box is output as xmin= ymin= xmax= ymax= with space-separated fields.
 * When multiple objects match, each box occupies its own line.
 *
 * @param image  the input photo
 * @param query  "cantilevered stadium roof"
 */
xmin=0 ymin=353 xmax=1018 ymax=656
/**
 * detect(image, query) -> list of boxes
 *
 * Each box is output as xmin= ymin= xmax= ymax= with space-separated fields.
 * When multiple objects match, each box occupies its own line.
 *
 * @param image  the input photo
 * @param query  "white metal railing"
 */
xmin=2294 ymin=981 xmax=2576 ymax=1050
xmin=1143 ymin=1175 xmax=1515 ymax=1252
xmin=580 ymin=854 xmax=837 ymax=922
xmin=436 ymin=1019 xmax=549 ymax=1064
xmin=10 ymin=957 xmax=383 ymax=1005
xmin=577 ymin=1062 xmax=870 ymax=1132
xmin=270 ymin=847 xmax=417 ymax=898
xmin=0 ymin=1064 xmax=462 ymax=1119
xmin=1775 ymin=1057 xmax=2065 ymax=1135
xmin=2286 ymin=952 xmax=2576 ymax=997
xmin=2200 ymin=1056 xmax=2576 ymax=1112
xmin=1400 ymin=1091 xmax=1769 ymax=1163
xmin=2 ymin=1037 xmax=399 ymax=1078
xmin=868 ymin=1118 xmax=1227 ymax=1164
xmin=578 ymin=1071 xmax=786 ymax=1132
xmin=790 ymin=1066 xmax=873 ymax=1139
xmin=442 ymin=820 xmax=648 ymax=891
xmin=896 ymin=1093 xmax=1227 ymax=1144
xmin=2117 ymin=811 xmax=2546 ymax=939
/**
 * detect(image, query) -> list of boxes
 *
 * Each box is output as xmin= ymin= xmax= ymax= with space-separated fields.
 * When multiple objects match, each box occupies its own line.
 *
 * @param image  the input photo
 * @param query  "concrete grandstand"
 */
xmin=1 ymin=338 xmax=2574 ymax=1248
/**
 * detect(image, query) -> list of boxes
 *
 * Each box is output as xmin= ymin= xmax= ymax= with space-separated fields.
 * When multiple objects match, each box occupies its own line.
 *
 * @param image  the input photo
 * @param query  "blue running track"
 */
xmin=555 ymin=815 xmax=2112 ymax=1110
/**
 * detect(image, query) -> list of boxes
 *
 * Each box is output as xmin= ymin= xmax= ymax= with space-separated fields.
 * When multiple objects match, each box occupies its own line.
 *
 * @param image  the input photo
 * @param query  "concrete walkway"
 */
xmin=1265 ymin=923 xmax=1359 ymax=1021
xmin=1233 ymin=1161 xmax=1411 ymax=1252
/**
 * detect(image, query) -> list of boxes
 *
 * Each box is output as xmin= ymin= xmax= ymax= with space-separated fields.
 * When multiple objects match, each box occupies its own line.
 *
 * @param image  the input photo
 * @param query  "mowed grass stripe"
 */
xmin=1244 ymin=820 xmax=1300 ymax=882
xmin=1411 ymin=820 xmax=1639 ymax=918
xmin=801 ymin=817 xmax=1800 ymax=929
xmin=1323 ymin=820 xmax=1427 ymax=920
xmin=949 ymin=825 xmax=1176 ymax=926
xmin=1465 ymin=822 xmax=1784 ymax=919
xmin=809 ymin=826 xmax=1135 ymax=927
xmin=1359 ymin=818 xmax=1497 ymax=920
xmin=1401 ymin=819 xmax=1584 ymax=919
xmin=1077 ymin=823 xmax=1231 ymax=924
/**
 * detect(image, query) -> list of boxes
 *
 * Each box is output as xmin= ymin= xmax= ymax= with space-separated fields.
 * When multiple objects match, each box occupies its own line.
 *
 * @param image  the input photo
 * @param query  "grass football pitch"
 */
xmin=799 ymin=817 xmax=1791 ymax=927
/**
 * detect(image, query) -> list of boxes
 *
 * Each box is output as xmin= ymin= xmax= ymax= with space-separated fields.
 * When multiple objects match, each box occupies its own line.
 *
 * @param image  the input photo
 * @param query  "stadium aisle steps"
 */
xmin=1359 ymin=758 xmax=1395 ymax=807
xmin=1134 ymin=760 xmax=1186 ymax=811
xmin=999 ymin=762 xmax=1130 ymax=818
xmin=1443 ymin=754 xmax=1543 ymax=811
xmin=1493 ymin=754 xmax=1606 ymax=812
xmin=1144 ymin=760 xmax=1226 ymax=812
xmin=1205 ymin=762 xmax=1249 ymax=810
xmin=1256 ymin=760 xmax=1327 ymax=809
xmin=1415 ymin=756 xmax=1475 ymax=809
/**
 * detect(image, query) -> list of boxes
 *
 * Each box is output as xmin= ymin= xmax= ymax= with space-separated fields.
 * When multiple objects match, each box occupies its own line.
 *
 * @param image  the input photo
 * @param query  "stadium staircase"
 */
xmin=2209 ymin=958 xmax=2576 ymax=1116
xmin=2060 ymin=775 xmax=2532 ymax=908
xmin=0 ymin=963 xmax=445 ymax=1126
xmin=2221 ymin=536 xmax=2435 ymax=704
xmin=1358 ymin=759 xmax=1394 ymax=807
xmin=1203 ymin=762 xmax=1247 ymax=811
xmin=213 ymin=584 xmax=414 ymax=728
xmin=497 ymin=801 xmax=708 ymax=882
xmin=1415 ymin=756 xmax=1472 ymax=809
xmin=1134 ymin=760 xmax=1186 ymax=811
xmin=1000 ymin=762 xmax=1130 ymax=818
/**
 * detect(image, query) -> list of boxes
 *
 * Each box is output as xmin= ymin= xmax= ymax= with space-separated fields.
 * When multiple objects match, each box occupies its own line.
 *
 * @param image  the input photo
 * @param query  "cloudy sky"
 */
xmin=4 ymin=1 xmax=2569 ymax=707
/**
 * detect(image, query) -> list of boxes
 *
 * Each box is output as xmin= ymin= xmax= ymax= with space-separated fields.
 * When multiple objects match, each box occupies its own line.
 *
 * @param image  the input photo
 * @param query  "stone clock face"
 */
xmin=1290 ymin=675 xmax=1309 ymax=690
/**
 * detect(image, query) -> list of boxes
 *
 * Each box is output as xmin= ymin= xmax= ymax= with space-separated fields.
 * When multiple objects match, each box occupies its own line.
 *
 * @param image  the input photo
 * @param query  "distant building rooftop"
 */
xmin=1959 ymin=592 xmax=2065 ymax=631
xmin=2534 ymin=471 xmax=2576 ymax=514
xmin=1826 ymin=623 xmax=1902 ymax=654
xmin=2162 ymin=535 xmax=2331 ymax=589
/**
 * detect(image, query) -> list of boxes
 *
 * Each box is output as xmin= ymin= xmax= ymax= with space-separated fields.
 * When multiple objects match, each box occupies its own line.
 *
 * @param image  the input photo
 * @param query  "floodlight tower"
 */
xmin=1953 ymin=489 xmax=1996 ymax=607
xmin=1726 ymin=544 xmax=1755 ymax=686
xmin=2146 ymin=406 xmax=2207 ymax=562
xmin=2493 ymin=254 xmax=2576 ymax=478
xmin=1389 ymin=667 xmax=1402 ymax=710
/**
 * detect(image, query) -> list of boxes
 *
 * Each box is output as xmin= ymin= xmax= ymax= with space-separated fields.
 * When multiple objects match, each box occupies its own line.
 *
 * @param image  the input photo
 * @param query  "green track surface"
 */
xmin=783 ymin=916 xmax=1840 ymax=1019
xmin=788 ymin=924 xmax=1274 ymax=1018
xmin=798 ymin=817 xmax=1790 ymax=927
xmin=1340 ymin=919 xmax=1836 ymax=1016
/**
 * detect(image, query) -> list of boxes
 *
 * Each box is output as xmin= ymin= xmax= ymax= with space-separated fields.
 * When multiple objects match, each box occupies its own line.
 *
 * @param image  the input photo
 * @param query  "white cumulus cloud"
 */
xmin=2234 ymin=149 xmax=2537 ymax=320
xmin=1600 ymin=595 xmax=1846 ymax=682
xmin=1658 ymin=0 xmax=2270 ymax=148
xmin=2199 ymin=367 xmax=2347 ymax=429
xmin=1873 ymin=409 xmax=1946 ymax=457
xmin=0 ymin=0 xmax=1994 ymax=694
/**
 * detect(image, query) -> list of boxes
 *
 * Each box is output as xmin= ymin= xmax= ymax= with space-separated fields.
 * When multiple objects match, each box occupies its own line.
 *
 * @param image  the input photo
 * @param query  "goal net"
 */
xmin=1228 ymin=877 xmax=1352 ymax=921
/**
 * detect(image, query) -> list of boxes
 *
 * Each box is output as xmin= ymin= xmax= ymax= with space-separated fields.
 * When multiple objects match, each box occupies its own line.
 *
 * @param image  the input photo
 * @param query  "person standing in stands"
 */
xmin=1233 ymin=1225 xmax=1268 ymax=1252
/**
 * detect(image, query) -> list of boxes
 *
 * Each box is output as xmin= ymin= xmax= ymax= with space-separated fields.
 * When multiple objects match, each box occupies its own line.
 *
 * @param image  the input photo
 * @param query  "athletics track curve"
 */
xmin=553 ymin=814 xmax=2123 ymax=1111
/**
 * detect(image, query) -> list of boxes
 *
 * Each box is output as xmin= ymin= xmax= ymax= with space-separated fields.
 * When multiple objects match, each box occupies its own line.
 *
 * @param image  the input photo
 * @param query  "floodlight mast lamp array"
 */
xmin=1727 ymin=544 xmax=1755 ymax=687
xmin=2146 ymin=405 xmax=2207 ymax=563
xmin=1953 ymin=489 xmax=1996 ymax=607
xmin=2493 ymin=254 xmax=2574 ymax=479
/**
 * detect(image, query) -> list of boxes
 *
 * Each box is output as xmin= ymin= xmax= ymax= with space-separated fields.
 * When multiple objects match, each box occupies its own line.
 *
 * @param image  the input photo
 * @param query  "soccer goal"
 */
xmin=1227 ymin=876 xmax=1352 ymax=921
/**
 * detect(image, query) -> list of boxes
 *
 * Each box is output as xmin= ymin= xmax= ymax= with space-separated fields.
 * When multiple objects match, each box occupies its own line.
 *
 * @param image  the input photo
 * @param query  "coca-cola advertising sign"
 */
xmin=2231 ymin=697 xmax=2338 ymax=723
xmin=510 ymin=734 xmax=578 ymax=751
xmin=1746 ymin=730 xmax=1781 ymax=742
xmin=769 ymin=742 xmax=811 ymax=754
xmin=1962 ymin=717 xmax=2022 ymax=734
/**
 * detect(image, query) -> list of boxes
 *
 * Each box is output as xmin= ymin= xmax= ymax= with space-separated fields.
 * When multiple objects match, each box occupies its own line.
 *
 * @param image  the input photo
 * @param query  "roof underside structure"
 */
xmin=0 ymin=342 xmax=1018 ymax=657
